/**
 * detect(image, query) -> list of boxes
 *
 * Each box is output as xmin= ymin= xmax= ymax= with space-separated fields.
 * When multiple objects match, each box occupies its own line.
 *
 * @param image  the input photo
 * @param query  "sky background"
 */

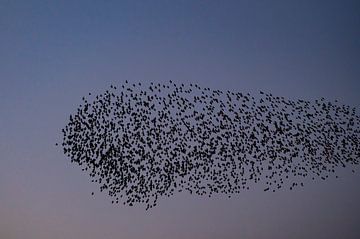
xmin=1 ymin=0 xmax=360 ymax=238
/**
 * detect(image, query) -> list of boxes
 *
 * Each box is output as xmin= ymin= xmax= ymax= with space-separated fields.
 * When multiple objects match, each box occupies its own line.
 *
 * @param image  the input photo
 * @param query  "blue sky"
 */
xmin=1 ymin=1 xmax=360 ymax=238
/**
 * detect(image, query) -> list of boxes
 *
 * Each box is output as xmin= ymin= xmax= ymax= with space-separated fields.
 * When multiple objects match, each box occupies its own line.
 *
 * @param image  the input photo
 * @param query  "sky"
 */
xmin=1 ymin=0 xmax=360 ymax=238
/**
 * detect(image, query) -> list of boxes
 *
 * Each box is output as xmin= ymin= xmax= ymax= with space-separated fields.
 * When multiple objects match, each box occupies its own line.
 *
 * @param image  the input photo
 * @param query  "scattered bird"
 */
xmin=59 ymin=81 xmax=360 ymax=209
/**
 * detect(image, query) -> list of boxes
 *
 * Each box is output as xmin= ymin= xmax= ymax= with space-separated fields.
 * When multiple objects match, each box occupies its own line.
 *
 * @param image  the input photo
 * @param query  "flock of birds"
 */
xmin=60 ymin=81 xmax=360 ymax=209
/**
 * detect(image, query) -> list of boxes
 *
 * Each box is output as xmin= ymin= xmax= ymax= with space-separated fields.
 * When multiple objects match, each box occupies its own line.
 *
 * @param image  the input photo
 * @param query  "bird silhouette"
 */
xmin=59 ymin=81 xmax=360 ymax=209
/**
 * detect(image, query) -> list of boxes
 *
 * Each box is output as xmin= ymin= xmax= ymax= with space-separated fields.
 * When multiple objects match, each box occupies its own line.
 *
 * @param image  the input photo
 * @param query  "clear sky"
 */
xmin=1 ymin=0 xmax=360 ymax=238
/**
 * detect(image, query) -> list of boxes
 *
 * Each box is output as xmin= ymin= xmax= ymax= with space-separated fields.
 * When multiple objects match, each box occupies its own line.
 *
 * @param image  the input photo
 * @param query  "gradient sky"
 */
xmin=1 ymin=1 xmax=360 ymax=238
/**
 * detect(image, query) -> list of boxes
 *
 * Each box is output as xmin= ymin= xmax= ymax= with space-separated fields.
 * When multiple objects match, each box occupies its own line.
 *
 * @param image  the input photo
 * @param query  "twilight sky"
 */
xmin=1 ymin=1 xmax=360 ymax=238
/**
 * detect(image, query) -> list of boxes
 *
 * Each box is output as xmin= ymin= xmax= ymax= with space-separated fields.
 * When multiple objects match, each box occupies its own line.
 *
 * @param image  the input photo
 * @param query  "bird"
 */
xmin=59 ymin=81 xmax=360 ymax=210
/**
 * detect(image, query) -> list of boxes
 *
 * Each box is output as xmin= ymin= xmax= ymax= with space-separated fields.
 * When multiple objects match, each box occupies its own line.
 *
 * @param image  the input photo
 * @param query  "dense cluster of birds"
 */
xmin=60 ymin=81 xmax=360 ymax=209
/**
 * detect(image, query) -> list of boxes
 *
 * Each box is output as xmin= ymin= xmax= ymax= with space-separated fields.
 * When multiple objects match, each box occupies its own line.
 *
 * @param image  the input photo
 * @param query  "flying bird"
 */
xmin=59 ymin=81 xmax=360 ymax=209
